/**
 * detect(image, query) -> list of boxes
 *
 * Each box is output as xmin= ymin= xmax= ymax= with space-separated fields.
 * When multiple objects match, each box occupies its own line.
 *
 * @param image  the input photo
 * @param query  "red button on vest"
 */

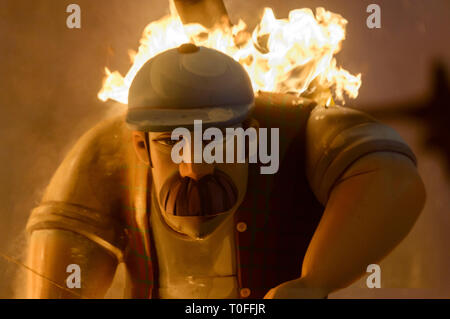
xmin=236 ymin=222 xmax=247 ymax=232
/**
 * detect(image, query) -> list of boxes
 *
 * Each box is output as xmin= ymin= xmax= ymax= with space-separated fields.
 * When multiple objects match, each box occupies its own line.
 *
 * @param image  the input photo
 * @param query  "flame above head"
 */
xmin=98 ymin=3 xmax=362 ymax=106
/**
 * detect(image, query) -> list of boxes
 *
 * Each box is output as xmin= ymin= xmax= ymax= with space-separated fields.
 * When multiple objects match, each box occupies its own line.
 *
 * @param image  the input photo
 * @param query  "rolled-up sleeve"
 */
xmin=27 ymin=202 xmax=123 ymax=250
xmin=26 ymin=115 xmax=129 ymax=260
xmin=306 ymin=105 xmax=417 ymax=205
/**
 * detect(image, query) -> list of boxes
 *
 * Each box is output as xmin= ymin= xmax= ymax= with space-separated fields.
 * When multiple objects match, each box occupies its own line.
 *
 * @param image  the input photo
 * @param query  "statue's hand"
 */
xmin=263 ymin=277 xmax=329 ymax=299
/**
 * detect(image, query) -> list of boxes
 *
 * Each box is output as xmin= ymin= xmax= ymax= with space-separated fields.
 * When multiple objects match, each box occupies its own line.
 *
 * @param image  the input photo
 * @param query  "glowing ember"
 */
xmin=98 ymin=2 xmax=361 ymax=106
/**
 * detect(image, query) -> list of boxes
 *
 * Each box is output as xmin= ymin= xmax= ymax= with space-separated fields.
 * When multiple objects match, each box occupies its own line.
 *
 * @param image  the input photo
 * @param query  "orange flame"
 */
xmin=98 ymin=3 xmax=361 ymax=106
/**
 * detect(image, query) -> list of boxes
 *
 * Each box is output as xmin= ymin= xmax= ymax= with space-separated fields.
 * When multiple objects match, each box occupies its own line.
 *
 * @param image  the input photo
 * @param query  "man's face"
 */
xmin=132 ymin=126 xmax=249 ymax=238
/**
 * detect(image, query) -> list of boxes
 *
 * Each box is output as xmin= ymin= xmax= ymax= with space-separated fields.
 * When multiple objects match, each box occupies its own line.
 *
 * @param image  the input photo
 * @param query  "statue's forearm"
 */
xmin=301 ymin=152 xmax=426 ymax=293
xmin=26 ymin=229 xmax=117 ymax=299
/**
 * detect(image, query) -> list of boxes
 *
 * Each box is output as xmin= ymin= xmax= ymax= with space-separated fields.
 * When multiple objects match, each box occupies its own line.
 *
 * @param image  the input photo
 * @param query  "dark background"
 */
xmin=0 ymin=0 xmax=448 ymax=298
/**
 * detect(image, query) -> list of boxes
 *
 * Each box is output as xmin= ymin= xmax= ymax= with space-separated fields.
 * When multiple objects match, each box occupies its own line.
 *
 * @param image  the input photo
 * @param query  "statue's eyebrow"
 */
xmin=152 ymin=132 xmax=172 ymax=140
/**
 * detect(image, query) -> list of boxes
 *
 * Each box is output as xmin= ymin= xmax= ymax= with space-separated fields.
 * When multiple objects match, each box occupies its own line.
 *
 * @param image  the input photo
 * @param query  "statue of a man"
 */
xmin=26 ymin=44 xmax=425 ymax=299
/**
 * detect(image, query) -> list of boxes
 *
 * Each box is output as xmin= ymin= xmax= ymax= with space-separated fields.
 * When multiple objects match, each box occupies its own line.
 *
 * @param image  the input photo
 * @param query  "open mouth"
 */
xmin=160 ymin=170 xmax=238 ymax=217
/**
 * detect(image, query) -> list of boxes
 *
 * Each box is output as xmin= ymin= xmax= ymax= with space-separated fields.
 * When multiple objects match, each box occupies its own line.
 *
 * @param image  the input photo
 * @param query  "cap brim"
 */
xmin=126 ymin=103 xmax=253 ymax=132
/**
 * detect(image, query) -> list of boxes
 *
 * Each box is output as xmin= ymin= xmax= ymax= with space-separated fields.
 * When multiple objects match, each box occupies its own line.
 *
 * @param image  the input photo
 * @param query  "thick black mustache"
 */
xmin=159 ymin=170 xmax=238 ymax=217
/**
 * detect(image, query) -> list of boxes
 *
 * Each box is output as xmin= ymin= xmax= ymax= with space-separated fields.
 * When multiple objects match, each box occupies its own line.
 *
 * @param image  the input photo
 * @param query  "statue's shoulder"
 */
xmin=29 ymin=113 xmax=131 ymax=256
xmin=42 ymin=112 xmax=131 ymax=207
xmin=63 ymin=113 xmax=131 ymax=170
xmin=305 ymin=104 xmax=416 ymax=204
xmin=305 ymin=104 xmax=377 ymax=139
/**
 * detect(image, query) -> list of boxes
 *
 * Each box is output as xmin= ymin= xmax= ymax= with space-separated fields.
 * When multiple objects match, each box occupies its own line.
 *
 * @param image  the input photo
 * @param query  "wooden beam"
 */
xmin=173 ymin=0 xmax=230 ymax=28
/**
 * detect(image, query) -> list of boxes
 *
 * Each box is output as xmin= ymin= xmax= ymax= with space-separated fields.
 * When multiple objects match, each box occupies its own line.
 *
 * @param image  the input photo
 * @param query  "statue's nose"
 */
xmin=179 ymin=162 xmax=214 ymax=181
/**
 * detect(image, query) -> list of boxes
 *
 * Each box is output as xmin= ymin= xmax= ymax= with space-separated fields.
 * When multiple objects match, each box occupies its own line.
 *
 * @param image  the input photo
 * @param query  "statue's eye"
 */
xmin=137 ymin=141 xmax=146 ymax=148
xmin=155 ymin=138 xmax=179 ymax=147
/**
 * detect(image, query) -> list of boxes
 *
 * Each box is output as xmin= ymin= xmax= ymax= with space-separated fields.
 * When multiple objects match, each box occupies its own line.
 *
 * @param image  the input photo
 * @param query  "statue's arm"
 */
xmin=304 ymin=151 xmax=425 ymax=290
xmin=265 ymin=105 xmax=426 ymax=298
xmin=27 ymin=229 xmax=117 ymax=299
xmin=25 ymin=115 xmax=128 ymax=299
xmin=266 ymin=151 xmax=425 ymax=298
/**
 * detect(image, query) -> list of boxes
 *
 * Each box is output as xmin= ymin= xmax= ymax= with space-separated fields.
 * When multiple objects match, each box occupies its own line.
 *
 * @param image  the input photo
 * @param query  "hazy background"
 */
xmin=0 ymin=0 xmax=448 ymax=298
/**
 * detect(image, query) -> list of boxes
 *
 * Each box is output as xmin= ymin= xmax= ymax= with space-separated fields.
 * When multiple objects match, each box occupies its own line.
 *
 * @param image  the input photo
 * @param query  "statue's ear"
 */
xmin=132 ymin=131 xmax=151 ymax=166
